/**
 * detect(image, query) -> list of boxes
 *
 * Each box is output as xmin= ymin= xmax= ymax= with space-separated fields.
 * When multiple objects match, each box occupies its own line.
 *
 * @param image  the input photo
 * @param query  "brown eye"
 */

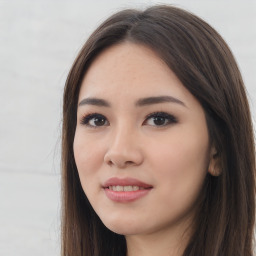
xmin=81 ymin=114 xmax=109 ymax=127
xmin=144 ymin=112 xmax=177 ymax=126
xmin=151 ymin=116 xmax=167 ymax=126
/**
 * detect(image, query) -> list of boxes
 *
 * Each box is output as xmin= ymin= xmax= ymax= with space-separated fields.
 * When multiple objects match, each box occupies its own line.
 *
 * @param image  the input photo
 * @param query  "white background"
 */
xmin=0 ymin=0 xmax=255 ymax=255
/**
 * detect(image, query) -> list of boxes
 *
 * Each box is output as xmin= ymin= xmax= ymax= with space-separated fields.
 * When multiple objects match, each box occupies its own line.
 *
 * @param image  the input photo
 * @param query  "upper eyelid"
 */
xmin=146 ymin=111 xmax=172 ymax=117
xmin=145 ymin=112 xmax=177 ymax=120
xmin=144 ymin=112 xmax=178 ymax=123
xmin=79 ymin=111 xmax=177 ymax=124
xmin=80 ymin=113 xmax=108 ymax=125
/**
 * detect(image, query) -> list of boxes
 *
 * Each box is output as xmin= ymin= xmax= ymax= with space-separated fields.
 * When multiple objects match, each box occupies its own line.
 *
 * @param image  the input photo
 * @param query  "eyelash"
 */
xmin=144 ymin=112 xmax=178 ymax=126
xmin=80 ymin=113 xmax=108 ymax=127
xmin=80 ymin=112 xmax=178 ymax=128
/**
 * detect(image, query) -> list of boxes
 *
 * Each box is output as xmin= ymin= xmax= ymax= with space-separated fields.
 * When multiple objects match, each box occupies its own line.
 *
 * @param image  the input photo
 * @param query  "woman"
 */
xmin=61 ymin=5 xmax=255 ymax=256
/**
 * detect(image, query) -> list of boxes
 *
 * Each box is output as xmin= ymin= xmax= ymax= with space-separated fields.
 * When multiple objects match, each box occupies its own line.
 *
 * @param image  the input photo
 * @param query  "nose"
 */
xmin=104 ymin=126 xmax=144 ymax=169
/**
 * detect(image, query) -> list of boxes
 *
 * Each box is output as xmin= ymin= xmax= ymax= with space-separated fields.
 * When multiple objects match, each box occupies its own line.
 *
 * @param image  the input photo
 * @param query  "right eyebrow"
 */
xmin=78 ymin=97 xmax=111 ymax=107
xmin=135 ymin=95 xmax=186 ymax=107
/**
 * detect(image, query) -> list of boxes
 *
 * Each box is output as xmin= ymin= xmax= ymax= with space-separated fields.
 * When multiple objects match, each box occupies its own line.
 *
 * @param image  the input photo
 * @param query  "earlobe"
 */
xmin=208 ymin=147 xmax=221 ymax=176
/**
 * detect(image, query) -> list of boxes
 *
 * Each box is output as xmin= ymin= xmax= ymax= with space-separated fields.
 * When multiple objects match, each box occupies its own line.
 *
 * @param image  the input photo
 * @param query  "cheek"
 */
xmin=152 ymin=131 xmax=208 ymax=165
xmin=149 ymin=127 xmax=210 ymax=197
xmin=73 ymin=130 xmax=104 ymax=190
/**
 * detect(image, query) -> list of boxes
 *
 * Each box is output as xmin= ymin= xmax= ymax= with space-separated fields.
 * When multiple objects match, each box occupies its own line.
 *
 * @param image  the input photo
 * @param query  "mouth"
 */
xmin=103 ymin=177 xmax=153 ymax=202
xmin=107 ymin=185 xmax=148 ymax=191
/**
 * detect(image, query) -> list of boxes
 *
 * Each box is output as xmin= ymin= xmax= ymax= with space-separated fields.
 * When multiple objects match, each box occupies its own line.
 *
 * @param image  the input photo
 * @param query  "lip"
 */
xmin=103 ymin=177 xmax=153 ymax=202
xmin=103 ymin=177 xmax=152 ymax=188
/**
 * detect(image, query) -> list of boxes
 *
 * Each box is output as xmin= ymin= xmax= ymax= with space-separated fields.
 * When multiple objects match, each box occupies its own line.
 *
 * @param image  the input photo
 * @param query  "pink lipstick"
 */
xmin=103 ymin=177 xmax=153 ymax=202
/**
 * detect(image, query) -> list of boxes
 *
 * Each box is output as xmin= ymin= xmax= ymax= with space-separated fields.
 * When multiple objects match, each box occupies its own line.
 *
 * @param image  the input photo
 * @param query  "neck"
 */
xmin=125 ymin=222 xmax=192 ymax=256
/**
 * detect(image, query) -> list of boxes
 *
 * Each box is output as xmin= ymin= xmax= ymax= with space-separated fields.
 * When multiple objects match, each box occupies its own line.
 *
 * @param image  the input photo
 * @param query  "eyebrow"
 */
xmin=78 ymin=98 xmax=110 ymax=107
xmin=78 ymin=96 xmax=186 ymax=108
xmin=135 ymin=96 xmax=186 ymax=107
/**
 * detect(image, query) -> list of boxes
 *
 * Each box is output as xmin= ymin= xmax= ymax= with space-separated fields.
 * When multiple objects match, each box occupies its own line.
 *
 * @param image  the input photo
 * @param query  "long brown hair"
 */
xmin=61 ymin=5 xmax=255 ymax=256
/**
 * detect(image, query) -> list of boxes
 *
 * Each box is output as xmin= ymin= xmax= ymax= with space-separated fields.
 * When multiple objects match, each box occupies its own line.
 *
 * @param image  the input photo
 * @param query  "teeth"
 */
xmin=109 ymin=185 xmax=142 ymax=191
xmin=123 ymin=186 xmax=132 ymax=191
xmin=116 ymin=185 xmax=123 ymax=192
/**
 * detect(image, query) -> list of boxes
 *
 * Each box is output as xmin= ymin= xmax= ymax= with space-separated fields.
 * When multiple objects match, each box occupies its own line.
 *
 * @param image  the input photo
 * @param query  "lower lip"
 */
xmin=104 ymin=188 xmax=151 ymax=202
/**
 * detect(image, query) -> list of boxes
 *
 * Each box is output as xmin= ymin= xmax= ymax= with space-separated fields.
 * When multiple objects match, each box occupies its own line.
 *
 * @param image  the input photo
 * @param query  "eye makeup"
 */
xmin=80 ymin=113 xmax=109 ymax=127
xmin=143 ymin=112 xmax=178 ymax=126
xmin=79 ymin=110 xmax=178 ymax=129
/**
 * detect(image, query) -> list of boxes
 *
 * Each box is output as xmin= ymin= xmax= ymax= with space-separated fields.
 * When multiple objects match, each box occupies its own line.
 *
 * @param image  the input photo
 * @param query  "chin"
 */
xmin=102 ymin=218 xmax=144 ymax=236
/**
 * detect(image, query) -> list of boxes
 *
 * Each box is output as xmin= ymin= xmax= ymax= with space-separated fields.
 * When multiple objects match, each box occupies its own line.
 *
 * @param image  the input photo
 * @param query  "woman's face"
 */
xmin=74 ymin=43 xmax=215 ymax=237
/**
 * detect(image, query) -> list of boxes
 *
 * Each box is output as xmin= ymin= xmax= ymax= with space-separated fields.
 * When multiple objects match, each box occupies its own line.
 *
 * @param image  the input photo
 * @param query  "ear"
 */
xmin=208 ymin=146 xmax=221 ymax=176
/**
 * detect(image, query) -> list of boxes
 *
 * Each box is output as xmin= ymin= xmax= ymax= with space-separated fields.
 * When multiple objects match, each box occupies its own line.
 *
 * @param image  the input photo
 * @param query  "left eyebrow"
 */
xmin=135 ymin=96 xmax=186 ymax=107
xmin=78 ymin=98 xmax=111 ymax=107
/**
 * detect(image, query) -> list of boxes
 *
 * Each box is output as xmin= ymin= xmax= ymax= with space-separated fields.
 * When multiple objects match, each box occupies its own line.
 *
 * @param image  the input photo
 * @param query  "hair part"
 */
xmin=62 ymin=5 xmax=255 ymax=256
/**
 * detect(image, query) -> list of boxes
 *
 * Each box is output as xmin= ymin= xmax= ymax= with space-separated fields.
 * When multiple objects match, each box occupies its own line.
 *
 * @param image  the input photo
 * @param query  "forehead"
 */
xmin=79 ymin=42 xmax=192 ymax=106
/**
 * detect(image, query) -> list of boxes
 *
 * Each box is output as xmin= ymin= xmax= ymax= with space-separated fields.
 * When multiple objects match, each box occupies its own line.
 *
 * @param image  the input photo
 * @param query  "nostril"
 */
xmin=125 ymin=161 xmax=135 ymax=165
xmin=106 ymin=159 xmax=114 ymax=166
xmin=104 ymin=148 xmax=143 ymax=168
xmin=105 ymin=157 xmax=136 ymax=168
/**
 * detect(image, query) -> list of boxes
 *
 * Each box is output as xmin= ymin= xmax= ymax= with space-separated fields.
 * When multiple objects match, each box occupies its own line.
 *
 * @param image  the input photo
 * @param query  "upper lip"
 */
xmin=103 ymin=177 xmax=153 ymax=189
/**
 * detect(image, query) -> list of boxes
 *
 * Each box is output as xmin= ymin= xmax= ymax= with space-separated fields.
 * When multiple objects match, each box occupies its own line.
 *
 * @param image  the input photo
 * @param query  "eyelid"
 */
xmin=79 ymin=113 xmax=109 ymax=127
xmin=79 ymin=111 xmax=177 ymax=127
xmin=143 ymin=111 xmax=178 ymax=126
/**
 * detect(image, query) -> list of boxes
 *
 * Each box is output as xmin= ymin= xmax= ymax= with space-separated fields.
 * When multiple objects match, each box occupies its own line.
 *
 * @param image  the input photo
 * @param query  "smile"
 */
xmin=103 ymin=177 xmax=153 ymax=202
xmin=108 ymin=185 xmax=147 ymax=191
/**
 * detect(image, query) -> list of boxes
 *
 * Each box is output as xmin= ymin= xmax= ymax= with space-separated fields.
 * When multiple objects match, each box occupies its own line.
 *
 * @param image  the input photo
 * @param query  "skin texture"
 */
xmin=73 ymin=42 xmax=217 ymax=256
